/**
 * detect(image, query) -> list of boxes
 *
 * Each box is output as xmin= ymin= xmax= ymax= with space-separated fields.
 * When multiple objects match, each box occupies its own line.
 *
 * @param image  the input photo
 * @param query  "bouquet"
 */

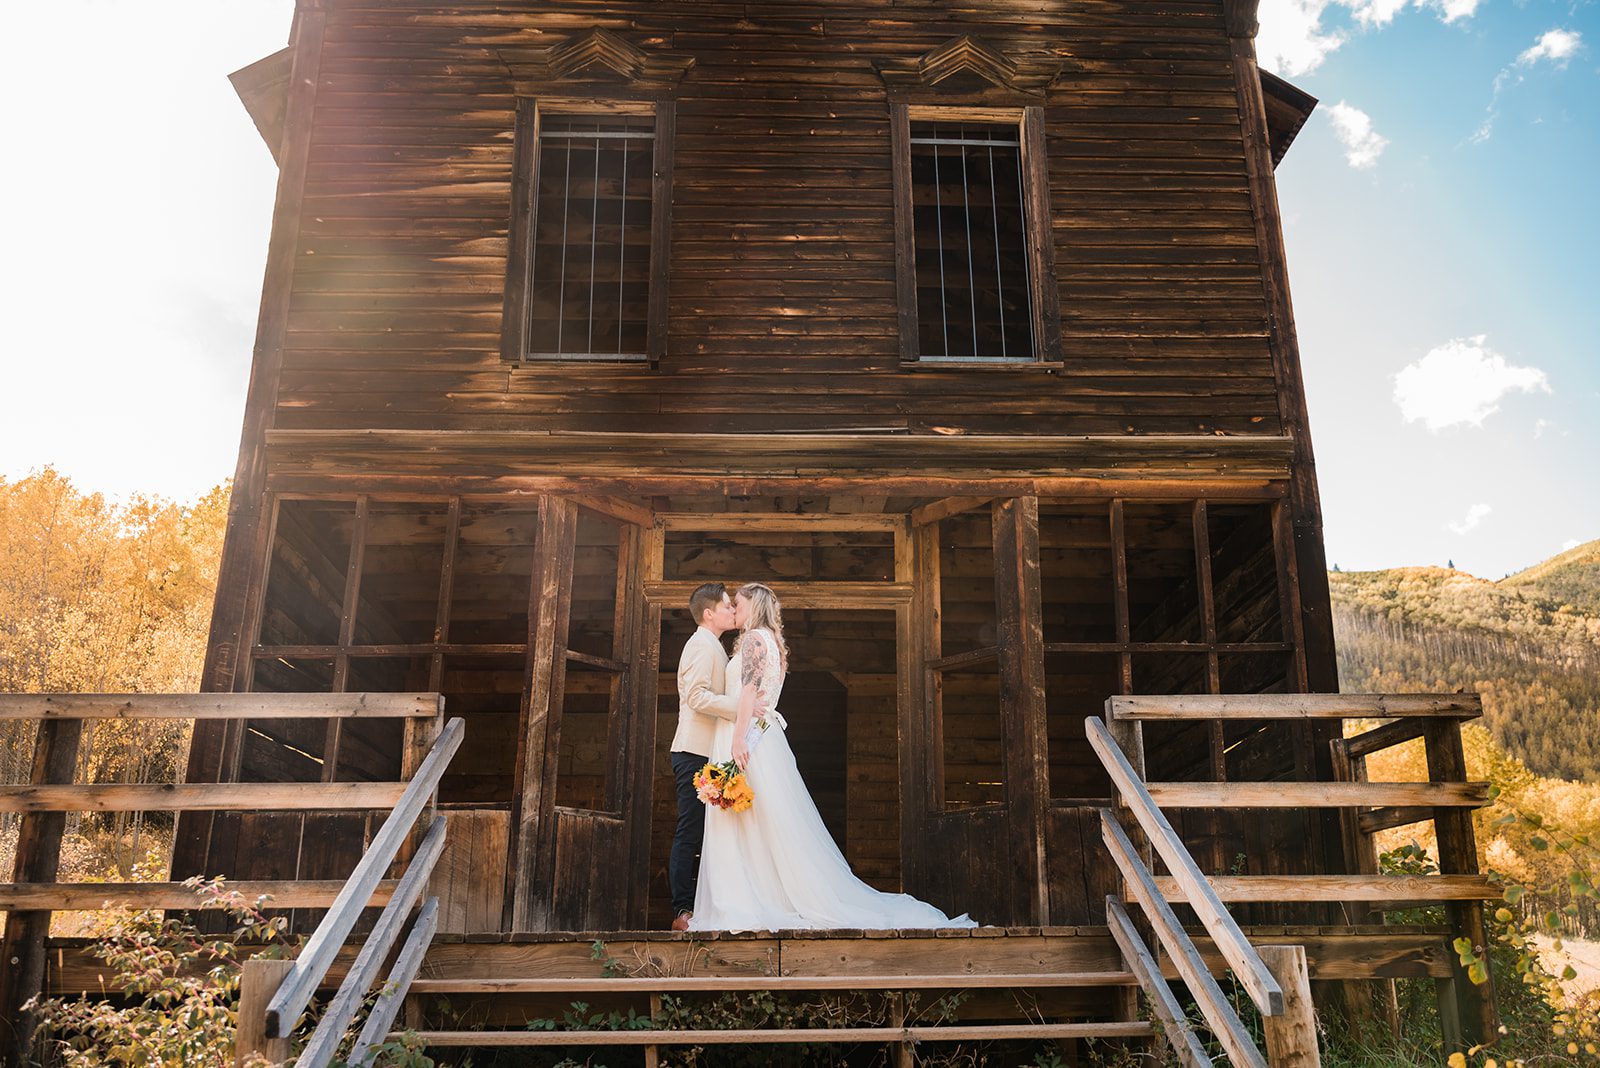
xmin=694 ymin=760 xmax=754 ymax=812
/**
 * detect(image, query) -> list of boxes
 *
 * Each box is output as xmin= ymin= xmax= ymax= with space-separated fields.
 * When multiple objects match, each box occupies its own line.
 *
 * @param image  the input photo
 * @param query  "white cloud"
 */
xmin=1257 ymin=0 xmax=1482 ymax=75
xmin=1518 ymin=29 xmax=1583 ymax=66
xmin=1258 ymin=0 xmax=1347 ymax=75
xmin=1326 ymin=102 xmax=1389 ymax=168
xmin=1393 ymin=335 xmax=1551 ymax=430
xmin=1474 ymin=30 xmax=1584 ymax=142
xmin=1563 ymin=539 xmax=1582 ymax=551
xmin=1448 ymin=503 xmax=1492 ymax=536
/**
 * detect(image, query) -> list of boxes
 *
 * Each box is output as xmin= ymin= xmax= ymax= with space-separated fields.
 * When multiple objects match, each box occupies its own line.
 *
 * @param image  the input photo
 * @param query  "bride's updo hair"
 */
xmin=734 ymin=582 xmax=789 ymax=674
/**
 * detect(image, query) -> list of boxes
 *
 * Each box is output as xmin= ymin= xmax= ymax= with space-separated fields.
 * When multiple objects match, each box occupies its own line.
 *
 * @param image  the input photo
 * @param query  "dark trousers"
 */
xmin=669 ymin=751 xmax=707 ymax=915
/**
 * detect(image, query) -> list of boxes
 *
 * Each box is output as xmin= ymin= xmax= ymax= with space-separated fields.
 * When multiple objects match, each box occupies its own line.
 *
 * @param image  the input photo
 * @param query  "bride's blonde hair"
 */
xmin=734 ymin=582 xmax=788 ymax=674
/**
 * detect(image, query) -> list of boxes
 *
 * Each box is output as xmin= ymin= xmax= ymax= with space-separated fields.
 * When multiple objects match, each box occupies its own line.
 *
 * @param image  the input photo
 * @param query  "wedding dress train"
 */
xmin=689 ymin=628 xmax=976 ymax=932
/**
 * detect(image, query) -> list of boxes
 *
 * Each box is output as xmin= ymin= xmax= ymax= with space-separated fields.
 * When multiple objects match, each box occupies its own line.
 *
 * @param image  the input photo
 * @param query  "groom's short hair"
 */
xmin=688 ymin=582 xmax=727 ymax=624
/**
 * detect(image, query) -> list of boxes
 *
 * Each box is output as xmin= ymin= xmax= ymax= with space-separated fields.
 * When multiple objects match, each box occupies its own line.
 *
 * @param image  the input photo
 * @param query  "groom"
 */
xmin=668 ymin=582 xmax=740 ymax=931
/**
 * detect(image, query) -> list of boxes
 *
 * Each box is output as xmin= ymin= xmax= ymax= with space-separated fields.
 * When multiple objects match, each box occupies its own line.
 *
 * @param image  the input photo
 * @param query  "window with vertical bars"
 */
xmin=528 ymin=115 xmax=655 ymax=359
xmin=910 ymin=122 xmax=1034 ymax=360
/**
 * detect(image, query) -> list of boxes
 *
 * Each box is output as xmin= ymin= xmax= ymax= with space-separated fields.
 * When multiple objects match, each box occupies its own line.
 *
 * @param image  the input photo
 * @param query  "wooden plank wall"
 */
xmin=276 ymin=0 xmax=1281 ymax=438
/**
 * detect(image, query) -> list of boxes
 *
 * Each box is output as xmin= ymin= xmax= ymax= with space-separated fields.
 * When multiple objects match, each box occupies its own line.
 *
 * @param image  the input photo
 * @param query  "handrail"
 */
xmin=295 ymin=816 xmax=449 ymax=1065
xmin=1106 ymin=693 xmax=1482 ymax=720
xmin=0 ymin=692 xmax=444 ymax=721
xmin=264 ymin=715 xmax=464 ymax=1040
xmin=349 ymin=896 xmax=441 ymax=1068
xmin=1102 ymin=810 xmax=1266 ymax=1068
xmin=1084 ymin=715 xmax=1284 ymax=1016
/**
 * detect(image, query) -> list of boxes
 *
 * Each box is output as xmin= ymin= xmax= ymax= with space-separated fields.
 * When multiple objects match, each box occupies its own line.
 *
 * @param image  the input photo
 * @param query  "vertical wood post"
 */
xmin=236 ymin=957 xmax=295 ymax=1067
xmin=1261 ymin=944 xmax=1320 ymax=1067
xmin=1425 ymin=722 xmax=1497 ymax=1047
xmin=510 ymin=496 xmax=578 ymax=932
xmin=993 ymin=497 xmax=1048 ymax=924
xmin=889 ymin=991 xmax=912 ymax=1068
xmin=0 ymin=717 xmax=85 ymax=1066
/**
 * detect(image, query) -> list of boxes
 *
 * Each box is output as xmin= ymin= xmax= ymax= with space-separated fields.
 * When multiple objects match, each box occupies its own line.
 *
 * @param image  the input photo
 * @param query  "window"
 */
xmin=503 ymin=103 xmax=672 ymax=363
xmin=892 ymin=106 xmax=1060 ymax=365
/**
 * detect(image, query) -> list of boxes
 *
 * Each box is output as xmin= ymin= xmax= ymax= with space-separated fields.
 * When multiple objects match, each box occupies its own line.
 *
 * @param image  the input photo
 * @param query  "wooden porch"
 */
xmin=2 ymin=690 xmax=1498 ymax=1066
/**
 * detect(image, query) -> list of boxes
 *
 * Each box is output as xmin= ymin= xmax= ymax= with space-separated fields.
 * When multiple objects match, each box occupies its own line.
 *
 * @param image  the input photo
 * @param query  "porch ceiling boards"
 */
xmin=263 ymin=429 xmax=1295 ymax=494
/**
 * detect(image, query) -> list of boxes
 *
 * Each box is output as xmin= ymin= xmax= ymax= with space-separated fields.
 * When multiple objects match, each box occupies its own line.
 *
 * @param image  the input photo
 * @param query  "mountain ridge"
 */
xmin=1329 ymin=538 xmax=1600 ymax=782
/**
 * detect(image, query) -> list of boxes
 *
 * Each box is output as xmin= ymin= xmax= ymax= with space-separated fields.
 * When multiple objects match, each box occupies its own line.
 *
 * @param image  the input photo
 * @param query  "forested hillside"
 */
xmin=1332 ymin=541 xmax=1600 ymax=782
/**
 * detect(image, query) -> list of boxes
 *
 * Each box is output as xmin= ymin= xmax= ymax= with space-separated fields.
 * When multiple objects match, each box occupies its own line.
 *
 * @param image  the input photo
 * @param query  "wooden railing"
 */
xmin=1088 ymin=692 xmax=1498 ymax=1065
xmin=0 ymin=692 xmax=449 ymax=1067
xmin=251 ymin=715 xmax=463 ymax=1067
xmin=1087 ymin=715 xmax=1300 ymax=1067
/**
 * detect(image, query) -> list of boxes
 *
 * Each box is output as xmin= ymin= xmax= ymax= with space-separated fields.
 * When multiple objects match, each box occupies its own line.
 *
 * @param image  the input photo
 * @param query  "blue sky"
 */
xmin=1260 ymin=0 xmax=1600 ymax=576
xmin=0 ymin=0 xmax=1594 ymax=580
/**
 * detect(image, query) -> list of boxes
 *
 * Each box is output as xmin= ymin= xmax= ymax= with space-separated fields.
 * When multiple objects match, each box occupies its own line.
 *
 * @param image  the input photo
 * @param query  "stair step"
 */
xmin=396 ymin=1021 xmax=1156 ymax=1046
xmin=408 ymin=971 xmax=1137 ymax=994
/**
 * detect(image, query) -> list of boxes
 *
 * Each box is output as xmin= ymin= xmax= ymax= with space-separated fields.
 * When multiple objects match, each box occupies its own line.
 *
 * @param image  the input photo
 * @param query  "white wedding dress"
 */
xmin=690 ymin=628 xmax=976 ymax=932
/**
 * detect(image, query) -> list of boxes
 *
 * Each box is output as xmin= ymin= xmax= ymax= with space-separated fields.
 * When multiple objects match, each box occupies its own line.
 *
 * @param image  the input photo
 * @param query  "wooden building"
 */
xmin=101 ymin=0 xmax=1498 ymax=1055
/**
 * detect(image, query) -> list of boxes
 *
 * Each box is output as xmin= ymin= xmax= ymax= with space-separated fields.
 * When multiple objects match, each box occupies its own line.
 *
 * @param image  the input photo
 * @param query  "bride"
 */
xmin=689 ymin=582 xmax=976 ymax=932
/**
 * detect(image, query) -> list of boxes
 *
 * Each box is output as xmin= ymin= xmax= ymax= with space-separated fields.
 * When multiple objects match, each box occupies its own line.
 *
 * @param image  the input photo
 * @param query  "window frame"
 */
xmin=501 ymin=97 xmax=675 ymax=366
xmin=891 ymin=103 xmax=1063 ymax=369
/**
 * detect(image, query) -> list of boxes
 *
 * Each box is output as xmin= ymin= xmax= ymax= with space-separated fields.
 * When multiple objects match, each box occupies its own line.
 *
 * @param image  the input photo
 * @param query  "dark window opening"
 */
xmin=910 ymin=122 xmax=1033 ymax=360
xmin=528 ymin=115 xmax=655 ymax=359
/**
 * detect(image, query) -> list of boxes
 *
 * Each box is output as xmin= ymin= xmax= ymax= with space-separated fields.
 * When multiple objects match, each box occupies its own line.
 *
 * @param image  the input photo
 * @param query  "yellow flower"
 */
xmin=1447 ymin=1054 xmax=1467 ymax=1068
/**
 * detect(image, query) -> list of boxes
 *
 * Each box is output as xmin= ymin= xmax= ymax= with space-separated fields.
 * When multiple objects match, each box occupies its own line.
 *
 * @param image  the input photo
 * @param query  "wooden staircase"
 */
xmin=2 ymin=690 xmax=1498 ymax=1067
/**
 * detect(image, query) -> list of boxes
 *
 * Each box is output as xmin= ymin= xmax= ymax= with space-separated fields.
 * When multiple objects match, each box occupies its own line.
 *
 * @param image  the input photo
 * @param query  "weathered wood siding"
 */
xmin=280 ymin=0 xmax=1280 ymax=438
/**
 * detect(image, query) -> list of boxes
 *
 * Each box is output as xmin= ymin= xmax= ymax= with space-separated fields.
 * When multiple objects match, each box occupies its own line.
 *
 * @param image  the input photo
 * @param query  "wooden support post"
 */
xmin=0 ymin=717 xmax=84 ymax=1066
xmin=889 ymin=991 xmax=913 ymax=1068
xmin=993 ymin=496 xmax=1048 ymax=925
xmin=237 ymin=957 xmax=295 ymax=1067
xmin=511 ymin=497 xmax=578 ymax=932
xmin=1425 ymin=722 xmax=1498 ymax=1048
xmin=644 ymin=993 xmax=663 ymax=1068
xmin=1260 ymin=945 xmax=1320 ymax=1067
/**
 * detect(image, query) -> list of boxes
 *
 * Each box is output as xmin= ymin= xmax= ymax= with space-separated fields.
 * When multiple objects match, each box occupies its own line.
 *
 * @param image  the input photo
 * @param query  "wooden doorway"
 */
xmin=514 ymin=497 xmax=655 ymax=931
xmin=907 ymin=498 xmax=1046 ymax=927
xmin=642 ymin=513 xmax=911 ymax=928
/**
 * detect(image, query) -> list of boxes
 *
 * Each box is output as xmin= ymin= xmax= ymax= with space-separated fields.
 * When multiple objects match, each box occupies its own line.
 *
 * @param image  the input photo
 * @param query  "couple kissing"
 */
xmin=667 ymin=581 xmax=977 ymax=934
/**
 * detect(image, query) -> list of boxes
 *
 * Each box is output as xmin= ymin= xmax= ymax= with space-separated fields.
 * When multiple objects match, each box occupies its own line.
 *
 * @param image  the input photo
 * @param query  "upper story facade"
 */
xmin=236 ymin=0 xmax=1316 ymax=452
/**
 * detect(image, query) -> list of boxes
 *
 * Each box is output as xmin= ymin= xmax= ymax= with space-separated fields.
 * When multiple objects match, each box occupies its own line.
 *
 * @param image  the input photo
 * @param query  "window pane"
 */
xmin=1207 ymin=504 xmax=1285 ymax=644
xmin=569 ymin=510 xmax=621 ymax=661
xmin=449 ymin=504 xmax=537 ymax=645
xmin=354 ymin=503 xmax=449 ymax=646
xmin=1123 ymin=503 xmax=1202 ymax=644
xmin=243 ymin=656 xmax=334 ymax=783
xmin=438 ymin=654 xmax=524 ymax=805
xmin=554 ymin=662 xmax=619 ymax=812
xmin=340 ymin=657 xmax=420 ymax=782
xmin=910 ymin=121 xmax=1033 ymax=359
xmin=1045 ymin=652 xmax=1119 ymax=799
xmin=529 ymin=115 xmax=654 ymax=357
xmin=941 ymin=661 xmax=1004 ymax=809
xmin=1039 ymin=503 xmax=1117 ymax=644
xmin=260 ymin=500 xmax=356 ymax=647
xmin=937 ymin=508 xmax=997 ymax=654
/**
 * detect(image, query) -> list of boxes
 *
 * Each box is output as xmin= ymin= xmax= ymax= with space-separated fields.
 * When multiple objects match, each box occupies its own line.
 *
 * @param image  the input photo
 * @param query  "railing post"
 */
xmin=1424 ymin=721 xmax=1497 ymax=1048
xmin=1260 ymin=945 xmax=1320 ymax=1067
xmin=0 ymin=717 xmax=84 ymax=1067
xmin=237 ymin=957 xmax=295 ymax=1067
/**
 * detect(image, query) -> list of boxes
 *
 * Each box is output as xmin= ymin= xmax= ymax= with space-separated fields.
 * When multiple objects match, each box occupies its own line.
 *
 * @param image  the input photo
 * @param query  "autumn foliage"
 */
xmin=0 ymin=468 xmax=228 ymax=882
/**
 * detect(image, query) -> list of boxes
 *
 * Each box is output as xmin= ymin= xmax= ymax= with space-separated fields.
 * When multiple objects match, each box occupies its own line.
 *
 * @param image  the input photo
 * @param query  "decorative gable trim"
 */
xmin=494 ymin=28 xmax=695 ymax=91
xmin=874 ymin=36 xmax=1061 ymax=94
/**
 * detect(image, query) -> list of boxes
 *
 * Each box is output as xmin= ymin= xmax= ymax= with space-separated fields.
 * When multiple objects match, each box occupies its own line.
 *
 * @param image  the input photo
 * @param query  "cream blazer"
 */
xmin=671 ymin=627 xmax=740 ymax=756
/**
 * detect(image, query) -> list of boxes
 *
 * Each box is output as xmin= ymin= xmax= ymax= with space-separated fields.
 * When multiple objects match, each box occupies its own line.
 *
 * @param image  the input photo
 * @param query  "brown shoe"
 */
xmin=671 ymin=911 xmax=692 ymax=932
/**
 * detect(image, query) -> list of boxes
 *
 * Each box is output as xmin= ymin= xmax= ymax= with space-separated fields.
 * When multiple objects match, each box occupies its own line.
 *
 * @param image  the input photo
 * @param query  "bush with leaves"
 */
xmin=27 ymin=877 xmax=295 ymax=1067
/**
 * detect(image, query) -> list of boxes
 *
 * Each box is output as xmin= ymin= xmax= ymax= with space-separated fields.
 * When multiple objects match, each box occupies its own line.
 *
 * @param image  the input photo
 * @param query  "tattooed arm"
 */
xmin=731 ymin=632 xmax=769 ymax=769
